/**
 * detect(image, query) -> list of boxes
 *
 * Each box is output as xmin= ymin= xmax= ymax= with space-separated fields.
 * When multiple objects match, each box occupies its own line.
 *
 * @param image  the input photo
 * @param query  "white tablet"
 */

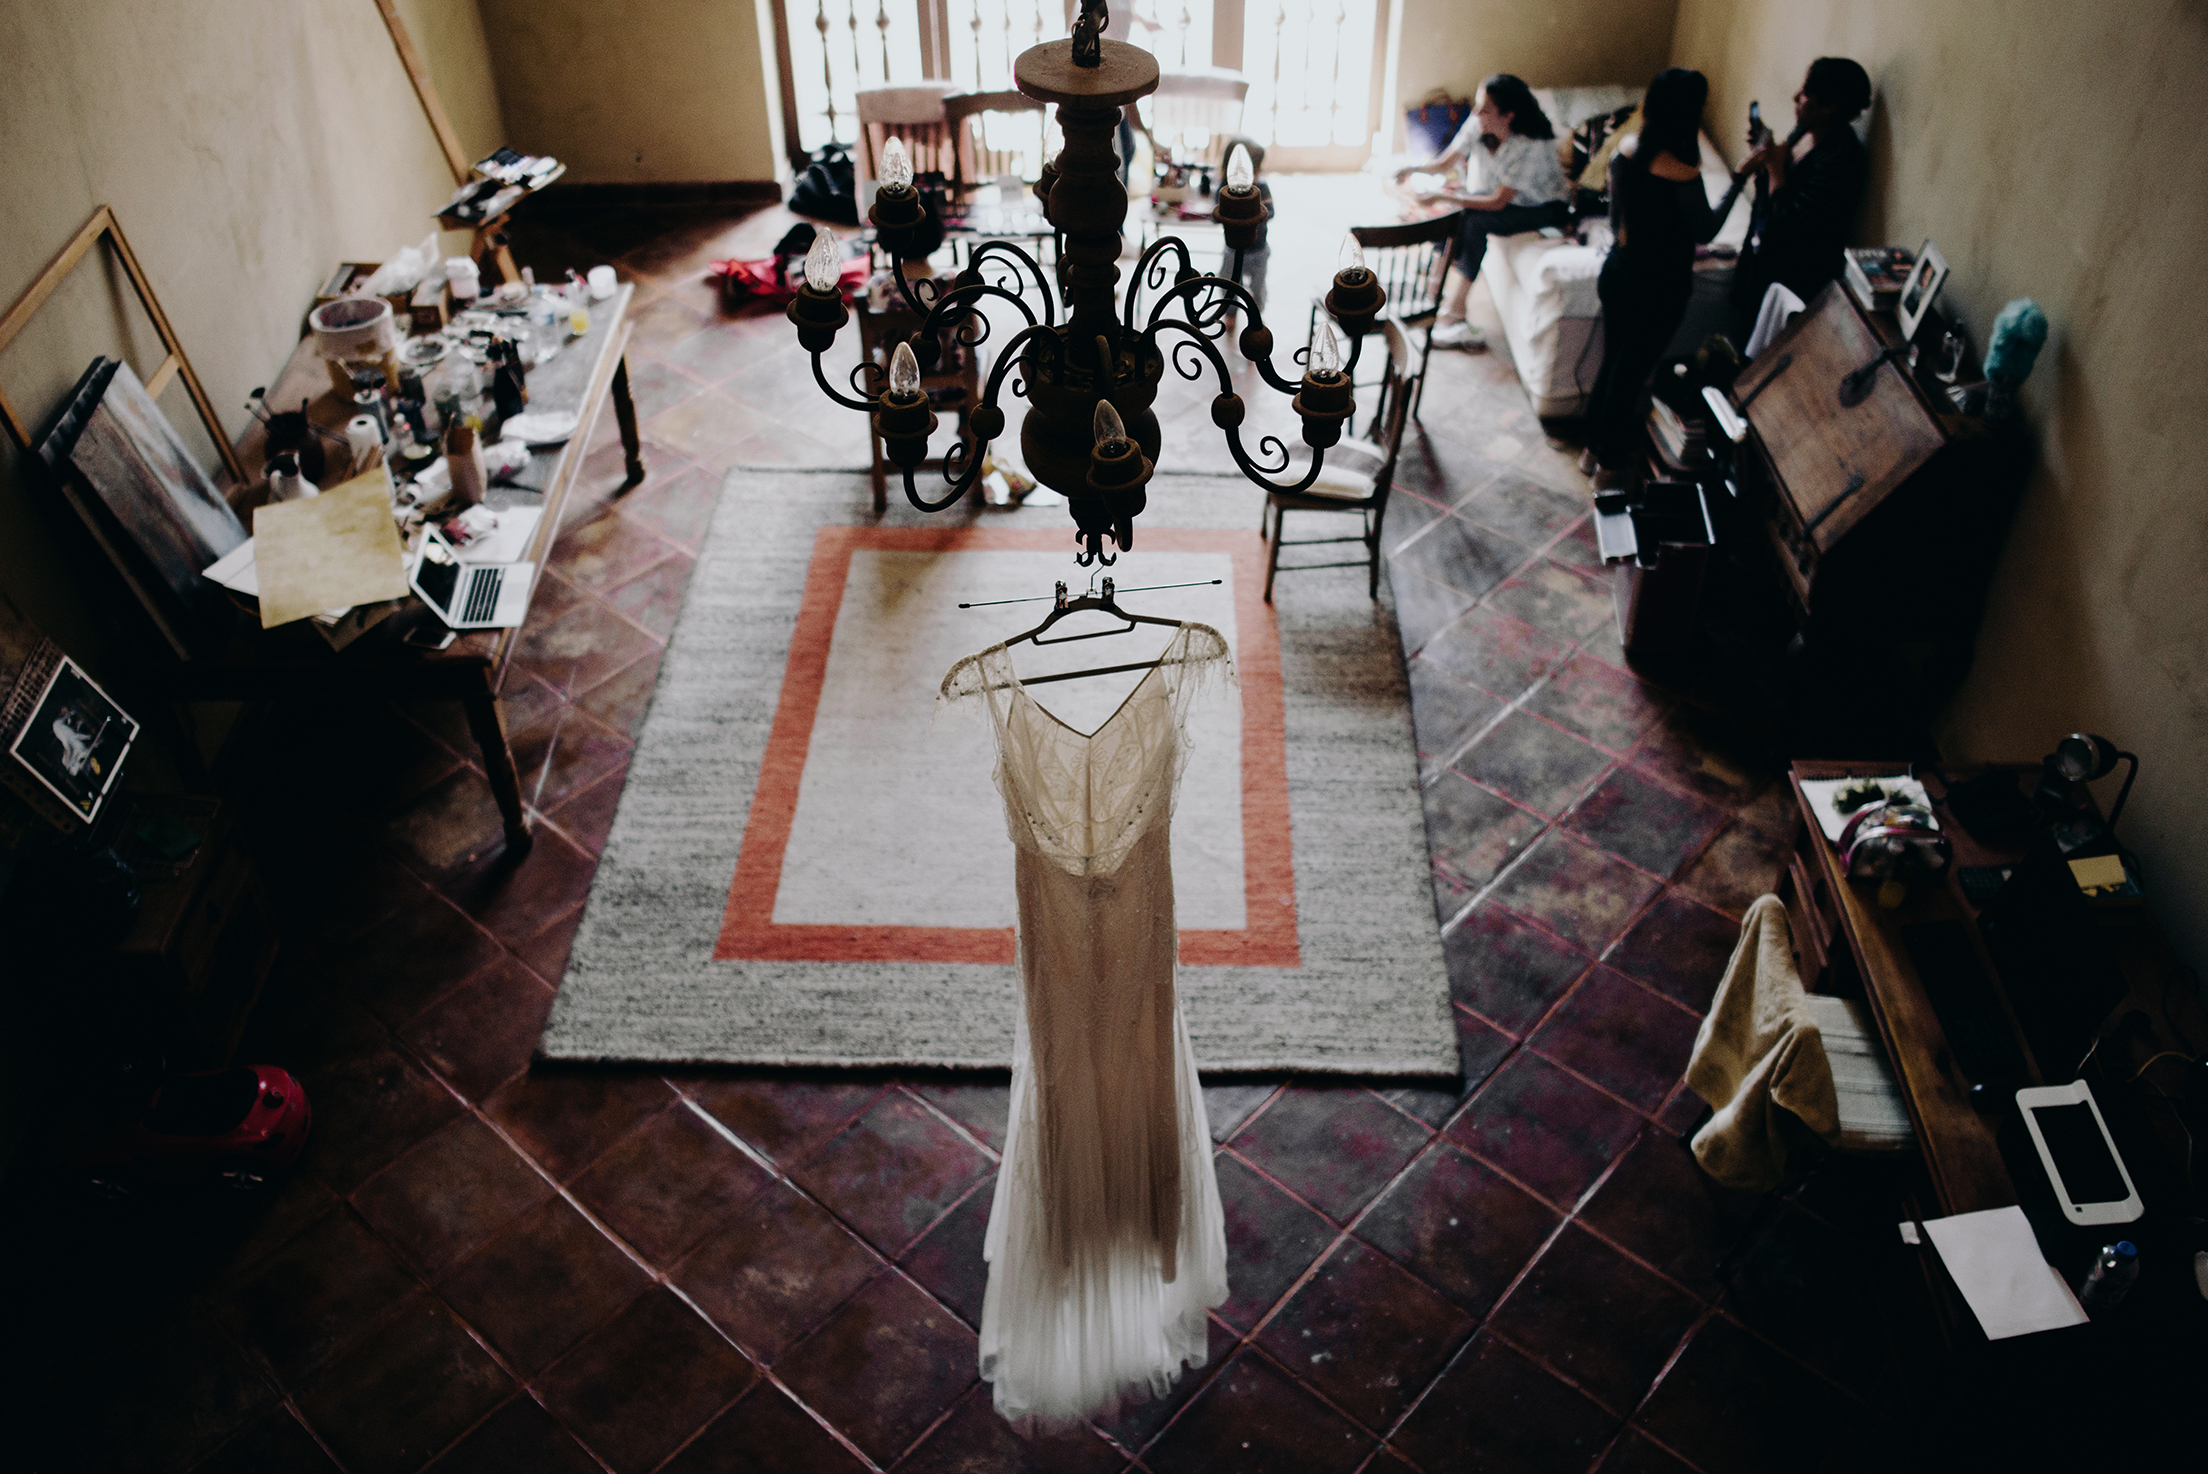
xmin=2016 ymin=1081 xmax=2143 ymax=1226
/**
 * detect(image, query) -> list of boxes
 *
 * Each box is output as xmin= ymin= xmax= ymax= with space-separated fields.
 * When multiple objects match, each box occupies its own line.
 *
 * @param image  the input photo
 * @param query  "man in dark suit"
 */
xmin=1732 ymin=56 xmax=1873 ymax=331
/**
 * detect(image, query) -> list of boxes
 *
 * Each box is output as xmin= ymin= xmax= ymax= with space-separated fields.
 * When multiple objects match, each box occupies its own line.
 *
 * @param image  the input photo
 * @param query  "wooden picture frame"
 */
xmin=1897 ymin=237 xmax=1950 ymax=344
xmin=0 ymin=204 xmax=246 ymax=485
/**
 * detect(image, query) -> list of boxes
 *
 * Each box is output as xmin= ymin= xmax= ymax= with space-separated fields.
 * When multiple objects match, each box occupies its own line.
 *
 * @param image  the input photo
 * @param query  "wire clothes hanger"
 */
xmin=993 ymin=577 xmax=1195 ymax=688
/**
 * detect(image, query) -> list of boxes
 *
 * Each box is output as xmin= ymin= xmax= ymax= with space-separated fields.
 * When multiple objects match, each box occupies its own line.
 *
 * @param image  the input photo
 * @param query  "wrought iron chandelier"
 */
xmin=786 ymin=0 xmax=1388 ymax=565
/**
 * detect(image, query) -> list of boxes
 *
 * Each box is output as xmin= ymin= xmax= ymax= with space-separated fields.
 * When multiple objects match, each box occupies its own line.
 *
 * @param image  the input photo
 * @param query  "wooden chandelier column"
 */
xmin=1012 ymin=38 xmax=1164 ymax=503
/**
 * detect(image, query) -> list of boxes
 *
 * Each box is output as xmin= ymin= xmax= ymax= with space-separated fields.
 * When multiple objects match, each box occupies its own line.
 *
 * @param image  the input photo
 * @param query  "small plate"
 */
xmin=500 ymin=411 xmax=580 ymax=446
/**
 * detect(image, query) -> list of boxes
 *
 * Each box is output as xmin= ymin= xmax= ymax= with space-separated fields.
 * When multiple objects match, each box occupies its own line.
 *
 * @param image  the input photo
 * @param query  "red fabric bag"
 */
xmin=711 ymin=252 xmax=869 ymax=308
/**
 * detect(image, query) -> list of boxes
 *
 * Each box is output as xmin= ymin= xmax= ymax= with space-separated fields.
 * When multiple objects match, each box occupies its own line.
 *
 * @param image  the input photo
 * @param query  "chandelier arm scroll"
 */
xmin=888 ymin=263 xmax=947 ymax=320
xmin=898 ymin=322 xmax=1065 ymax=514
xmin=1141 ymin=278 xmax=1305 ymax=396
xmin=1228 ymin=428 xmax=1328 ymax=493
xmin=962 ymin=241 xmax=1059 ymax=325
xmin=1122 ymin=236 xmax=1197 ymax=332
xmin=1147 ymin=319 xmax=1332 ymax=495
xmin=924 ymin=280 xmax=1040 ymax=345
xmin=812 ymin=352 xmax=882 ymax=412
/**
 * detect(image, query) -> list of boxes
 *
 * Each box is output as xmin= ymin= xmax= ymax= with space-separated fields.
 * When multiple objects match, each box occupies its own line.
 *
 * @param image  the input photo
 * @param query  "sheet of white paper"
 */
xmin=1594 ymin=510 xmax=1637 ymax=563
xmin=203 ymin=539 xmax=258 ymax=596
xmin=1922 ymin=1206 xmax=2089 ymax=1340
xmin=1799 ymin=774 xmax=1933 ymax=842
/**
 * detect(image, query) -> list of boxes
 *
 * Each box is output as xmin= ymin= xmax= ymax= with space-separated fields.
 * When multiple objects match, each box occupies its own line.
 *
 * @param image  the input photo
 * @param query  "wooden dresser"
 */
xmin=1727 ymin=287 xmax=2031 ymax=754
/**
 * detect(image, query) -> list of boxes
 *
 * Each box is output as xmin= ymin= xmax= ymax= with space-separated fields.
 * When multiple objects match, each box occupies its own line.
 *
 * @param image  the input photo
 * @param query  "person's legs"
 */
xmin=1434 ymin=201 xmax=1572 ymax=349
xmin=1592 ymin=278 xmax=1692 ymax=473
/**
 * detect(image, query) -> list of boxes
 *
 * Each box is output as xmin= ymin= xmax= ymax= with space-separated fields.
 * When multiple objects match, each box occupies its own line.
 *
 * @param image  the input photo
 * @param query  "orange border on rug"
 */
xmin=715 ymin=525 xmax=1299 ymax=966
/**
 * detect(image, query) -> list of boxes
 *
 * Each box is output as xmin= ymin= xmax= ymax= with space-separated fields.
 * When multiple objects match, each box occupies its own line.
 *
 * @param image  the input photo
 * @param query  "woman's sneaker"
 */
xmin=1429 ymin=319 xmax=1486 ymax=351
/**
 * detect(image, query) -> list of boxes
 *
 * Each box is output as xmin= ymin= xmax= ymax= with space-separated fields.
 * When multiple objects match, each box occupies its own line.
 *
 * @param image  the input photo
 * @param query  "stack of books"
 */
xmin=1844 ymin=247 xmax=1916 ymax=313
xmin=1648 ymin=397 xmax=1709 ymax=471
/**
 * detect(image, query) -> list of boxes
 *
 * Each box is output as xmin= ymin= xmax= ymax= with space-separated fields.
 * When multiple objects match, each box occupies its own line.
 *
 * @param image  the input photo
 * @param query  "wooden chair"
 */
xmin=1263 ymin=317 xmax=1419 ymax=602
xmin=1678 ymin=898 xmax=1916 ymax=1281
xmin=944 ymin=90 xmax=1048 ymax=190
xmin=1141 ymin=69 xmax=1249 ymax=166
xmin=941 ymin=89 xmax=1055 ymax=269
xmin=1307 ymin=211 xmax=1463 ymax=431
xmin=854 ymin=82 xmax=958 ymax=202
xmin=855 ymin=292 xmax=980 ymax=513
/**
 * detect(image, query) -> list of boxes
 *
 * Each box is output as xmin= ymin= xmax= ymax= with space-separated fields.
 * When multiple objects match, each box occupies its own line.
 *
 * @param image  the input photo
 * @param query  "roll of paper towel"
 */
xmin=345 ymin=415 xmax=383 ymax=473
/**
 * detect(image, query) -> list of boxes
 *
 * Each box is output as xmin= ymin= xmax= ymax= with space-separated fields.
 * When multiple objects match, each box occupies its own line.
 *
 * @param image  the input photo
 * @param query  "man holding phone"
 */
xmin=1731 ymin=57 xmax=1873 ymax=334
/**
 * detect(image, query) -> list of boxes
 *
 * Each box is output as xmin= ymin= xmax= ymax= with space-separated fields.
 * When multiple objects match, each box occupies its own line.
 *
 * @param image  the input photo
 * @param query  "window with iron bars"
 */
xmin=770 ymin=0 xmax=1390 ymax=175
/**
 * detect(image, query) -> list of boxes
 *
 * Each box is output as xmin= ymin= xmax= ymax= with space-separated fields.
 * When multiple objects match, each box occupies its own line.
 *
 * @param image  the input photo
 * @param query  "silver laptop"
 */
xmin=409 ymin=525 xmax=535 ymax=629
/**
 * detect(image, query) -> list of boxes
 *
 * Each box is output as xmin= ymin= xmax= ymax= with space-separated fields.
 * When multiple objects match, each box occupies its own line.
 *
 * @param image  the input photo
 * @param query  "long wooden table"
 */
xmin=172 ymin=286 xmax=643 ymax=853
xmin=1779 ymin=759 xmax=2204 ymax=1226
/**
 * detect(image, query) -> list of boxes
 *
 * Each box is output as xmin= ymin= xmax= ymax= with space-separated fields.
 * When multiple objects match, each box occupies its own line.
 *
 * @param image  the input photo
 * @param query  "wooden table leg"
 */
xmin=612 ymin=355 xmax=645 ymax=485
xmin=463 ymin=687 xmax=533 ymax=854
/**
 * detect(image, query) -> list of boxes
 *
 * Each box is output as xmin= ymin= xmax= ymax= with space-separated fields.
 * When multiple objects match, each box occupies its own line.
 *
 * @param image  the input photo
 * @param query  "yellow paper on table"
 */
xmin=252 ymin=469 xmax=410 ymax=628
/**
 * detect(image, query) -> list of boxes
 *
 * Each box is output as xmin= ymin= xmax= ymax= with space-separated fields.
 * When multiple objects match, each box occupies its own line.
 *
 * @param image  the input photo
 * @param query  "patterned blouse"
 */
xmin=1447 ymin=124 xmax=1570 ymax=207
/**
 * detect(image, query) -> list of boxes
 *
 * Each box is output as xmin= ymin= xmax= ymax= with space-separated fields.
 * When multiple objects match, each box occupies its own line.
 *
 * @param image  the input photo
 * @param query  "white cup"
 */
xmin=587 ymin=264 xmax=617 ymax=300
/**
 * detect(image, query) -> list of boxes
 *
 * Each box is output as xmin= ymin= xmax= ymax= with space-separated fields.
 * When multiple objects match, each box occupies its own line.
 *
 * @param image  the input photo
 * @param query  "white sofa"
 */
xmin=1477 ymin=85 xmax=1751 ymax=419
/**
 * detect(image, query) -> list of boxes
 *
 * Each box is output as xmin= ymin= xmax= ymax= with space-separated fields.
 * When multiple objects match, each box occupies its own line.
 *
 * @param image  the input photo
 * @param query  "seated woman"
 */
xmin=1731 ymin=56 xmax=1872 ymax=331
xmin=1392 ymin=74 xmax=1570 ymax=350
xmin=1584 ymin=67 xmax=1727 ymax=485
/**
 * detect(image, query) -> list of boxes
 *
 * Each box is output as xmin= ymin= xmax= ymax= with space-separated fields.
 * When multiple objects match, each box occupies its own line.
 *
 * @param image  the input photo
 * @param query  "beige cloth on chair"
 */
xmin=1686 ymin=895 xmax=1840 ymax=1191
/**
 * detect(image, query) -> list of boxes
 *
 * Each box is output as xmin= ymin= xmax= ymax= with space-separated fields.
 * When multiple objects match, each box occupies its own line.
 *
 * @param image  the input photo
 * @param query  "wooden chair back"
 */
xmin=943 ymin=90 xmax=1048 ymax=189
xmin=854 ymin=82 xmax=957 ymax=189
xmin=1361 ymin=317 xmax=1420 ymax=512
xmin=1143 ymin=68 xmax=1250 ymax=165
xmin=1348 ymin=212 xmax=1465 ymax=326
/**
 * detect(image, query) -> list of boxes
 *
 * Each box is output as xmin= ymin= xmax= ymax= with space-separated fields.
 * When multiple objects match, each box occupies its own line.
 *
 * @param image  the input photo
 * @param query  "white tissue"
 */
xmin=358 ymin=234 xmax=441 ymax=296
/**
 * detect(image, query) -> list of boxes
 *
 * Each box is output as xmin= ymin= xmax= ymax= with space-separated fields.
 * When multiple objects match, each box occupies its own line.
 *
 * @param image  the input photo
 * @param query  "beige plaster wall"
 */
xmin=1384 ymin=0 xmax=1683 ymax=152
xmin=474 ymin=0 xmax=787 ymax=184
xmin=394 ymin=0 xmax=508 ymax=164
xmin=1671 ymin=0 xmax=2208 ymax=973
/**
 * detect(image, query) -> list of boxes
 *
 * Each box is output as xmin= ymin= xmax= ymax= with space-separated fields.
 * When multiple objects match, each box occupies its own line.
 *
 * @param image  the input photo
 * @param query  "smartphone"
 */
xmin=2016 ymin=1081 xmax=2143 ymax=1226
xmin=1748 ymin=100 xmax=1769 ymax=145
xmin=403 ymin=624 xmax=458 ymax=651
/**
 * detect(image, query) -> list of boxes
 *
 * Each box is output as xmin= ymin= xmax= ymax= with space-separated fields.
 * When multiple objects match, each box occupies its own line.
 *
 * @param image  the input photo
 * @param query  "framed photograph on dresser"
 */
xmin=1897 ymin=237 xmax=1950 ymax=341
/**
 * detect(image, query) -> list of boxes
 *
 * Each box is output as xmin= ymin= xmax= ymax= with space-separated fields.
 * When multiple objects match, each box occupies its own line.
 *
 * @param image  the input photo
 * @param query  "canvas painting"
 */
xmin=38 ymin=357 xmax=247 ymax=655
xmin=8 ymin=656 xmax=138 ymax=822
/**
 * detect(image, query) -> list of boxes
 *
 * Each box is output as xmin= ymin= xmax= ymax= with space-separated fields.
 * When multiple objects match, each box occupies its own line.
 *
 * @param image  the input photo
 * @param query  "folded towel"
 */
xmin=1686 ymin=895 xmax=1839 ymax=1190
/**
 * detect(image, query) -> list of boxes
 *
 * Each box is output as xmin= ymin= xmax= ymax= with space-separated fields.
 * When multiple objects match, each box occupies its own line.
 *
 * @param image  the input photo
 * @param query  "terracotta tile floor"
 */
xmin=12 ymin=194 xmax=1909 ymax=1472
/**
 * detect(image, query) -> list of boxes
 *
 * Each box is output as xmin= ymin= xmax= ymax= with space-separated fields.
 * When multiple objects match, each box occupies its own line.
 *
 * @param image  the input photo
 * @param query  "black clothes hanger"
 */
xmin=1002 ymin=577 xmax=1185 ymax=688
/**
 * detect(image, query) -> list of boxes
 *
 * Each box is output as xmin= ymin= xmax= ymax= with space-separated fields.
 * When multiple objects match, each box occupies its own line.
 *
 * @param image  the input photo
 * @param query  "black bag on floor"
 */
xmin=788 ymin=144 xmax=858 ymax=225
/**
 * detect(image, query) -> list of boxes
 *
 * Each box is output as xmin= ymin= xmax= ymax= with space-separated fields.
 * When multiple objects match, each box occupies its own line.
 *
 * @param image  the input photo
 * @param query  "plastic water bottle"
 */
xmin=2079 ymin=1240 xmax=2139 ymax=1313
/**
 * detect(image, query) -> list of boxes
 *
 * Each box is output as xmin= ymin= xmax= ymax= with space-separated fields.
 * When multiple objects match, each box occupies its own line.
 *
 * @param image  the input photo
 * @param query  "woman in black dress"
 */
xmin=1585 ymin=68 xmax=1728 ymax=485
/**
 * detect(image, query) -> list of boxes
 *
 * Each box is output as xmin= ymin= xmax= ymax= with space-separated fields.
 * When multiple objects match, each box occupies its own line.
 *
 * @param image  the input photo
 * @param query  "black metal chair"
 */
xmin=1263 ymin=317 xmax=1420 ymax=602
xmin=1306 ymin=211 xmax=1462 ymax=433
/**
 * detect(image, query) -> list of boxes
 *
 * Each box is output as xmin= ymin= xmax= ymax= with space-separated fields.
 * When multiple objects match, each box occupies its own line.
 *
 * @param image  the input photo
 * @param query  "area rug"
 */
xmin=537 ymin=468 xmax=1456 ymax=1075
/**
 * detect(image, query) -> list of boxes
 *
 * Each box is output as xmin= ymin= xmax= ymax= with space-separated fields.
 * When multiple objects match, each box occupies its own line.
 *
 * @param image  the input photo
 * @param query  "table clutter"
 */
xmin=214 ymin=249 xmax=621 ymax=644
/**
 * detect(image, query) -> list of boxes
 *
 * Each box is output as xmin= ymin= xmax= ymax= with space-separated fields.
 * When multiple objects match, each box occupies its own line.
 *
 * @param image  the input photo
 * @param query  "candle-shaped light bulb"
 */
xmin=881 ymin=137 xmax=913 ymax=192
xmin=1093 ymin=399 xmax=1127 ymax=444
xmin=889 ymin=341 xmax=921 ymax=398
xmin=1340 ymin=237 xmax=1367 ymax=274
xmin=1225 ymin=144 xmax=1253 ymax=193
xmin=1311 ymin=322 xmax=1342 ymax=378
xmin=804 ymin=229 xmax=840 ymax=293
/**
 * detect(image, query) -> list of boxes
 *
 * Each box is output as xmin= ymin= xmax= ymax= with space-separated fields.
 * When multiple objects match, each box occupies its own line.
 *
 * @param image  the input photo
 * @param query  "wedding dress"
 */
xmin=940 ymin=623 xmax=1233 ymax=1427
